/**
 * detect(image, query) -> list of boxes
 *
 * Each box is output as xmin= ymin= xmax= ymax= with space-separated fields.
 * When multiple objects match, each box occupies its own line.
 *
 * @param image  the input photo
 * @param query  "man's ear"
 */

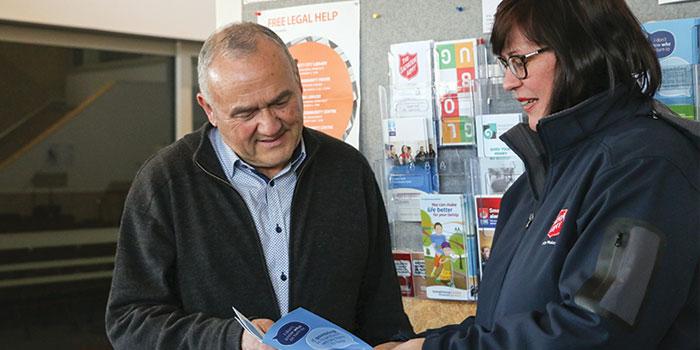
xmin=196 ymin=92 xmax=216 ymax=127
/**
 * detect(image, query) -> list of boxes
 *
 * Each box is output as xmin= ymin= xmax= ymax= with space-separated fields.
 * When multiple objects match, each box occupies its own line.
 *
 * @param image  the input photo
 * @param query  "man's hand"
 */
xmin=387 ymin=338 xmax=425 ymax=350
xmin=241 ymin=318 xmax=275 ymax=350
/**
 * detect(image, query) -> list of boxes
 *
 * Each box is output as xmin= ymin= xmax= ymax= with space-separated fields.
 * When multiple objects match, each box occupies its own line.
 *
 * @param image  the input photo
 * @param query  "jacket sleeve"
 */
xmin=423 ymin=156 xmax=700 ymax=349
xmin=105 ymin=163 xmax=243 ymax=350
xmin=353 ymin=165 xmax=415 ymax=345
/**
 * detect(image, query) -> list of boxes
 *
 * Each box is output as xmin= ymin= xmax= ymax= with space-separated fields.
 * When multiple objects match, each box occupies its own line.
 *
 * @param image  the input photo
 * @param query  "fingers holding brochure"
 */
xmin=241 ymin=318 xmax=275 ymax=350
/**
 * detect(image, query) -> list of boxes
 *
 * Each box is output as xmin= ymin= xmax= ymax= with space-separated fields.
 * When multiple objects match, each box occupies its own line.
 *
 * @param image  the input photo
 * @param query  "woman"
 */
xmin=392 ymin=0 xmax=699 ymax=349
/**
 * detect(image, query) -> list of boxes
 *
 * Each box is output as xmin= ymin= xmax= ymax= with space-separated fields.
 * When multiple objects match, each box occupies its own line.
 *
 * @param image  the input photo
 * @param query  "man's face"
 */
xmin=197 ymin=37 xmax=303 ymax=179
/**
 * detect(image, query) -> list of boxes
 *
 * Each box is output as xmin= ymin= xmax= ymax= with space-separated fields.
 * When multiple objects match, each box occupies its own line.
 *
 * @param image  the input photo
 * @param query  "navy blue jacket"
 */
xmin=424 ymin=88 xmax=700 ymax=349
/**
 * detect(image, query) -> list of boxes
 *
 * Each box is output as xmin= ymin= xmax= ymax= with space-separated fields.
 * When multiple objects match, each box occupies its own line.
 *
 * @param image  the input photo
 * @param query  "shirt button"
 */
xmin=269 ymin=180 xmax=275 ymax=187
xmin=275 ymin=225 xmax=282 ymax=233
xmin=280 ymin=273 xmax=287 ymax=281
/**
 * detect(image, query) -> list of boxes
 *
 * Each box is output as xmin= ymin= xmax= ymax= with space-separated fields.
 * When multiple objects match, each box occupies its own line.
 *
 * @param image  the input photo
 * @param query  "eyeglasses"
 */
xmin=496 ymin=47 xmax=549 ymax=80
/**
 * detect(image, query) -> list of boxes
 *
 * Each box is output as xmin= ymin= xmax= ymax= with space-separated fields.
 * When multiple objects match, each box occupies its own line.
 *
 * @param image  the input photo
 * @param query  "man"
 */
xmin=106 ymin=22 xmax=412 ymax=350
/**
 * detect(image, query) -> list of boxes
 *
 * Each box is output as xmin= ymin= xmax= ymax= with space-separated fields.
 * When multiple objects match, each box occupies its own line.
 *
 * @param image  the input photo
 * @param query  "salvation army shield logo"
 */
xmin=399 ymin=53 xmax=418 ymax=80
xmin=547 ymin=209 xmax=568 ymax=239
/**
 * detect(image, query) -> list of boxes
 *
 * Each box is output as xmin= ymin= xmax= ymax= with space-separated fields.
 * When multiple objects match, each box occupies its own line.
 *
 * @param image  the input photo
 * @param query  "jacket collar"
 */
xmin=191 ymin=123 xmax=322 ymax=183
xmin=500 ymin=87 xmax=649 ymax=199
xmin=536 ymin=86 xmax=650 ymax=158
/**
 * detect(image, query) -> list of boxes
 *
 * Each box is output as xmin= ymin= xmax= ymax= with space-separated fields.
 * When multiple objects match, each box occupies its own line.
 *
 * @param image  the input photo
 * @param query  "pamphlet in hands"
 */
xmin=232 ymin=306 xmax=372 ymax=350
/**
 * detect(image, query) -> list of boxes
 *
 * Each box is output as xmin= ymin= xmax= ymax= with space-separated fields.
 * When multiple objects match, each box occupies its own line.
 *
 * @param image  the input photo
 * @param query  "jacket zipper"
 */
xmin=525 ymin=212 xmax=535 ymax=229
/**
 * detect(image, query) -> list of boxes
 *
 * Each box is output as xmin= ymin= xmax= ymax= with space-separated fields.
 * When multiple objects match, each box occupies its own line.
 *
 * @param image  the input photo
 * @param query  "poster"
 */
xmin=258 ymin=1 xmax=360 ymax=148
xmin=482 ymin=0 xmax=503 ymax=34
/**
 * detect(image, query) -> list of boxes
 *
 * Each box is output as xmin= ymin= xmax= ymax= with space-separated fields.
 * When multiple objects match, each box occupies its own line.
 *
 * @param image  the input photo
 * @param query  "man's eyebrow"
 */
xmin=228 ymin=90 xmax=294 ymax=117
xmin=270 ymin=90 xmax=293 ymax=104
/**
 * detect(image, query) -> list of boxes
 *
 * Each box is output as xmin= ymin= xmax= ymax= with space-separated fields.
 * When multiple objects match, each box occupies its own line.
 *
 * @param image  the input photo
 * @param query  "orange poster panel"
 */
xmin=289 ymin=41 xmax=355 ymax=141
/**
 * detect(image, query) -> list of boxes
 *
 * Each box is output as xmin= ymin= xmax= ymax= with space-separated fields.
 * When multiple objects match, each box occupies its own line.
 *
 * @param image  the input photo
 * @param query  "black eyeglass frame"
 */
xmin=497 ymin=47 xmax=550 ymax=80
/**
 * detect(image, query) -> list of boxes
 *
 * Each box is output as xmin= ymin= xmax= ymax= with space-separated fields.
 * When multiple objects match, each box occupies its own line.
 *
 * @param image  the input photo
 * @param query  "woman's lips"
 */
xmin=517 ymin=97 xmax=538 ymax=112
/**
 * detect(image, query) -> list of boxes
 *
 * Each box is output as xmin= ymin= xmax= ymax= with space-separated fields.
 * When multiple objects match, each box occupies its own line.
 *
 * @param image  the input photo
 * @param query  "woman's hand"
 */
xmin=383 ymin=338 xmax=425 ymax=350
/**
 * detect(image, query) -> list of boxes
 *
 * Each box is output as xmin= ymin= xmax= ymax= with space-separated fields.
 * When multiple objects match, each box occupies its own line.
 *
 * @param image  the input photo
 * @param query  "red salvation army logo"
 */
xmin=399 ymin=53 xmax=418 ymax=80
xmin=547 ymin=209 xmax=568 ymax=239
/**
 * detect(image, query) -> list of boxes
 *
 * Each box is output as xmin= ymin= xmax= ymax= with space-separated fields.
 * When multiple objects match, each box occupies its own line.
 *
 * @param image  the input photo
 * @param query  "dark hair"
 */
xmin=198 ymin=22 xmax=298 ymax=100
xmin=434 ymin=222 xmax=443 ymax=229
xmin=490 ymin=0 xmax=661 ymax=114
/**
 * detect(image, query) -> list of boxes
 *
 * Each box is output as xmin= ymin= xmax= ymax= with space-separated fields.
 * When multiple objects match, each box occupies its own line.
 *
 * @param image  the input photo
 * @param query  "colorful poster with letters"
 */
xmin=434 ymin=38 xmax=482 ymax=146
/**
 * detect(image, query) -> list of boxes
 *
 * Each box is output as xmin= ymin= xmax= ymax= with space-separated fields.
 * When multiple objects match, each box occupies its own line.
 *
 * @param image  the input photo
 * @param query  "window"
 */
xmin=0 ymin=41 xmax=175 ymax=233
xmin=0 ymin=23 xmax=201 ymax=348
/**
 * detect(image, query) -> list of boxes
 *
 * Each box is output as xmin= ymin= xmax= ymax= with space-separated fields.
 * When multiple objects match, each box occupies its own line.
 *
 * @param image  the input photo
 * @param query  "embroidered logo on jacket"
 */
xmin=548 ymin=209 xmax=568 ymax=238
xmin=542 ymin=209 xmax=568 ymax=246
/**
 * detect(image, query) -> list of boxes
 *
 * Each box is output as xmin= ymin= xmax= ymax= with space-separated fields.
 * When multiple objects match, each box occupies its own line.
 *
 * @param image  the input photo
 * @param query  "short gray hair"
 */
xmin=197 ymin=22 xmax=298 ymax=100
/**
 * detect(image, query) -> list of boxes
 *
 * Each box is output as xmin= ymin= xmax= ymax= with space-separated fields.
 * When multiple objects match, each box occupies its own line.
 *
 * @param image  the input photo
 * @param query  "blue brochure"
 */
xmin=233 ymin=306 xmax=372 ymax=350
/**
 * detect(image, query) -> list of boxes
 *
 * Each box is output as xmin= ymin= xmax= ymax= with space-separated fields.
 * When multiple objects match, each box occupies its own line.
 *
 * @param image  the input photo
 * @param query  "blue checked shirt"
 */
xmin=209 ymin=128 xmax=306 ymax=316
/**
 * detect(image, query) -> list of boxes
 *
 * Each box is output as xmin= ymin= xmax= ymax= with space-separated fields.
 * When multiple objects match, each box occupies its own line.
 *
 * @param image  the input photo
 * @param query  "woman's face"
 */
xmin=500 ymin=27 xmax=557 ymax=131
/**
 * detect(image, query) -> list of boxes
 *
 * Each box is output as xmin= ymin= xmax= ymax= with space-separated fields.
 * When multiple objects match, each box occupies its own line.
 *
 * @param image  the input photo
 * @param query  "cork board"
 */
xmin=402 ymin=297 xmax=477 ymax=333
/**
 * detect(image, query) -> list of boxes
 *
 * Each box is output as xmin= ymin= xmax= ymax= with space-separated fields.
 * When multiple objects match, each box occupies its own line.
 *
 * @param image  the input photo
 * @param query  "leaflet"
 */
xmin=420 ymin=194 xmax=477 ymax=301
xmin=233 ymin=306 xmax=371 ymax=350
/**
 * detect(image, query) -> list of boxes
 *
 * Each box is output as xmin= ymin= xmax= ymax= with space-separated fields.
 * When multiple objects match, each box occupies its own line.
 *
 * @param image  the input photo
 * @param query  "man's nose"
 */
xmin=257 ymin=108 xmax=282 ymax=134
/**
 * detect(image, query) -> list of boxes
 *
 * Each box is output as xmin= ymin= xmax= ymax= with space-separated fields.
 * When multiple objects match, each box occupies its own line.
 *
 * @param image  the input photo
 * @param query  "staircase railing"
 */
xmin=0 ymin=81 xmax=115 ymax=170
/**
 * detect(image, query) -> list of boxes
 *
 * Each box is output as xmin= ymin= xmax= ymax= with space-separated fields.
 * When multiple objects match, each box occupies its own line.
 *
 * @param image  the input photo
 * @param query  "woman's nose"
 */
xmin=502 ymin=68 xmax=522 ymax=91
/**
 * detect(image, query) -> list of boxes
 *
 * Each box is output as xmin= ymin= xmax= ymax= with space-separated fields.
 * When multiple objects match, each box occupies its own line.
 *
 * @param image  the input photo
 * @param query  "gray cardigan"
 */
xmin=106 ymin=125 xmax=413 ymax=349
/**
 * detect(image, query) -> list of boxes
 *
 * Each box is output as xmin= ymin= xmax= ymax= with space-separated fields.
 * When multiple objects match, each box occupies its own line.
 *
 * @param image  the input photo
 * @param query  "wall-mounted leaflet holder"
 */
xmin=379 ymin=77 xmax=526 ymax=236
xmin=384 ymin=38 xmax=527 ymax=301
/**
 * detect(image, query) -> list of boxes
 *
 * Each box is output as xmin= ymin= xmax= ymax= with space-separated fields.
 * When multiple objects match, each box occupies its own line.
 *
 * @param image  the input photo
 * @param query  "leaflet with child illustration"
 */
xmin=420 ymin=194 xmax=478 ymax=301
xmin=232 ymin=306 xmax=371 ymax=350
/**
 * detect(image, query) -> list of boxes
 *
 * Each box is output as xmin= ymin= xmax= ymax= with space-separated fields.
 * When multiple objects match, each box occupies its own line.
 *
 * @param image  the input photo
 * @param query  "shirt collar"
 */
xmin=209 ymin=128 xmax=306 ymax=182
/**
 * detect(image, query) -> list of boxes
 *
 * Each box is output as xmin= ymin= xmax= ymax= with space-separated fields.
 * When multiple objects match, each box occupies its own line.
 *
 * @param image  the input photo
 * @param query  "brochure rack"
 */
xmin=382 ymin=39 xmax=526 ymax=300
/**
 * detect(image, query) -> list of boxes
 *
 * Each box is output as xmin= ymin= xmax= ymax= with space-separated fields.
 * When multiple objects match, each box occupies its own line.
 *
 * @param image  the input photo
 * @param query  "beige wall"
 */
xmin=0 ymin=0 xmax=242 ymax=41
